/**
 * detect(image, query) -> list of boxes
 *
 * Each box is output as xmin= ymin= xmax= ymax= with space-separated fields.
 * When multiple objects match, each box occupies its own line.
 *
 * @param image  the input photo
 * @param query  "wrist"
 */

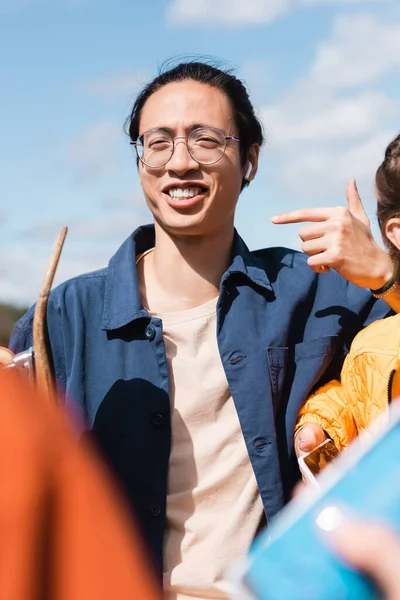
xmin=370 ymin=275 xmax=398 ymax=298
xmin=367 ymin=252 xmax=393 ymax=291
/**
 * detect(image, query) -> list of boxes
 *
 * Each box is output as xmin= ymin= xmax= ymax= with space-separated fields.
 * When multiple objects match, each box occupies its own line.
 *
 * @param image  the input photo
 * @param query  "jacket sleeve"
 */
xmin=296 ymin=355 xmax=358 ymax=451
xmin=9 ymin=307 xmax=35 ymax=354
xmin=9 ymin=297 xmax=67 ymax=395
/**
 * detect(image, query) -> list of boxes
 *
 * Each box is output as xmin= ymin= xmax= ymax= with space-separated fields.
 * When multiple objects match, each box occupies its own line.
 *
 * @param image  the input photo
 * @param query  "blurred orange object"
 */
xmin=0 ymin=368 xmax=162 ymax=600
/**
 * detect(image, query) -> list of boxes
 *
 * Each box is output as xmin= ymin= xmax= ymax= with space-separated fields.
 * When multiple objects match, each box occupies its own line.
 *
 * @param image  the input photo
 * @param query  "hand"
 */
xmin=0 ymin=347 xmax=14 ymax=367
xmin=294 ymin=422 xmax=326 ymax=459
xmin=327 ymin=520 xmax=400 ymax=600
xmin=271 ymin=179 xmax=393 ymax=290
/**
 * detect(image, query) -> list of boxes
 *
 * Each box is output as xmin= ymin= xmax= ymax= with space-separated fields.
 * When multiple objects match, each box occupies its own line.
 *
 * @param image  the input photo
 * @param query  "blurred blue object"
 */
xmin=228 ymin=406 xmax=400 ymax=600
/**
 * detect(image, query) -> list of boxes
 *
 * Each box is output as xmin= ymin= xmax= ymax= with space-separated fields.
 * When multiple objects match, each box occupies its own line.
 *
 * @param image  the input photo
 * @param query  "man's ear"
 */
xmin=385 ymin=217 xmax=400 ymax=251
xmin=243 ymin=144 xmax=260 ymax=182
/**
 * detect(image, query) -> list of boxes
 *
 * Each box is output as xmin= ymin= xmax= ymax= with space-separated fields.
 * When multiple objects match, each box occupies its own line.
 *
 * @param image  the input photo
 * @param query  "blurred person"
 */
xmin=328 ymin=519 xmax=400 ymax=600
xmin=9 ymin=60 xmax=400 ymax=599
xmin=295 ymin=133 xmax=400 ymax=460
xmin=0 ymin=365 xmax=161 ymax=600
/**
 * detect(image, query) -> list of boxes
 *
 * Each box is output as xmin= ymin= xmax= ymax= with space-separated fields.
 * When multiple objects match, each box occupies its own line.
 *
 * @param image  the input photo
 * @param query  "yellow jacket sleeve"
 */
xmin=296 ymin=315 xmax=400 ymax=452
xmin=296 ymin=358 xmax=358 ymax=451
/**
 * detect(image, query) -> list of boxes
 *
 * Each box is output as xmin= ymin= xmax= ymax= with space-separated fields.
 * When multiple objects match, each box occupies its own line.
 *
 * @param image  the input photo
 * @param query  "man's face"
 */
xmin=137 ymin=81 xmax=246 ymax=237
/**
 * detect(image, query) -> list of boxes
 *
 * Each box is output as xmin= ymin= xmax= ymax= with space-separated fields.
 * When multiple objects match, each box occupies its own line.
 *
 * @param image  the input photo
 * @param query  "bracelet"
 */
xmin=370 ymin=274 xmax=397 ymax=298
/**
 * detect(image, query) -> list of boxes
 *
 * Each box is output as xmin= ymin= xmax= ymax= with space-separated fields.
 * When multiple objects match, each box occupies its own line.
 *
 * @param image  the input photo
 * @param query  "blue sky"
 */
xmin=1 ymin=0 xmax=399 ymax=305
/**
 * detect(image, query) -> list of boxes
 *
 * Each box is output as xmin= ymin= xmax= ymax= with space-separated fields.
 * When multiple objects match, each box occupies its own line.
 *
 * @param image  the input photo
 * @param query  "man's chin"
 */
xmin=154 ymin=214 xmax=211 ymax=238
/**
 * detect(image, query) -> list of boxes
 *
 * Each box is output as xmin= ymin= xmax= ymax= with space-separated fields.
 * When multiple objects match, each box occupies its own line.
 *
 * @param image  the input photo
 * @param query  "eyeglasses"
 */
xmin=130 ymin=126 xmax=240 ymax=168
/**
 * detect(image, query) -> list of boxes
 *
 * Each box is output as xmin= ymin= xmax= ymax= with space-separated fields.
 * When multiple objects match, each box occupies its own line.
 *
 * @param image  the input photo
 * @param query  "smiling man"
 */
xmin=9 ymin=61 xmax=400 ymax=600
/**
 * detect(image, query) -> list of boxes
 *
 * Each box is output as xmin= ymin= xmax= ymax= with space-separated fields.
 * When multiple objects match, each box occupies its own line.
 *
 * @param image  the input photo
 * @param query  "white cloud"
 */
xmin=0 ymin=0 xmax=90 ymax=13
xmin=165 ymin=0 xmax=398 ymax=28
xmin=66 ymin=122 xmax=120 ymax=164
xmin=262 ymin=90 xmax=397 ymax=147
xmin=238 ymin=59 xmax=276 ymax=104
xmin=300 ymin=0 xmax=395 ymax=5
xmin=274 ymin=130 xmax=394 ymax=200
xmin=0 ymin=214 xmax=148 ymax=306
xmin=0 ymin=249 xmax=53 ymax=306
xmin=257 ymin=7 xmax=400 ymax=224
xmin=82 ymin=71 xmax=149 ymax=98
xmin=0 ymin=247 xmax=109 ymax=307
xmin=311 ymin=14 xmax=400 ymax=87
xmin=24 ymin=218 xmax=128 ymax=243
xmin=65 ymin=121 xmax=123 ymax=183
xmin=1 ymin=118 xmax=148 ymax=304
xmin=24 ymin=209 xmax=151 ymax=243
xmin=166 ymin=0 xmax=290 ymax=27
xmin=102 ymin=191 xmax=145 ymax=211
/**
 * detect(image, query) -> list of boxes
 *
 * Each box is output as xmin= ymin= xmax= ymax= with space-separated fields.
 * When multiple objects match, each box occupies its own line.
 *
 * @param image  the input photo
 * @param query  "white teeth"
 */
xmin=168 ymin=187 xmax=201 ymax=199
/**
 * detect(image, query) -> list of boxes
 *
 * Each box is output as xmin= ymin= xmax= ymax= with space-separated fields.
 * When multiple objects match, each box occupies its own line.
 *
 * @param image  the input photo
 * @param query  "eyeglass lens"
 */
xmin=136 ymin=127 xmax=227 ymax=167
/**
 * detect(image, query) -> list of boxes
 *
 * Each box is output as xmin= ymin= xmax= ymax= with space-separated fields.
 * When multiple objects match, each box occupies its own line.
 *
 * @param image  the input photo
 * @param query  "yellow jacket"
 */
xmin=296 ymin=313 xmax=400 ymax=451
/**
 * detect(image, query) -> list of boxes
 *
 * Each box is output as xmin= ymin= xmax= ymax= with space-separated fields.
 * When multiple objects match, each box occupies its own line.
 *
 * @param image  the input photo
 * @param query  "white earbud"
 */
xmin=245 ymin=162 xmax=253 ymax=180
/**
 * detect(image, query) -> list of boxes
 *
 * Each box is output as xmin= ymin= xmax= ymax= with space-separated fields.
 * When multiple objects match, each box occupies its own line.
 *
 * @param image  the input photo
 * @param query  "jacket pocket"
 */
xmin=267 ymin=346 xmax=289 ymax=416
xmin=267 ymin=335 xmax=338 ymax=416
xmin=294 ymin=335 xmax=338 ymax=363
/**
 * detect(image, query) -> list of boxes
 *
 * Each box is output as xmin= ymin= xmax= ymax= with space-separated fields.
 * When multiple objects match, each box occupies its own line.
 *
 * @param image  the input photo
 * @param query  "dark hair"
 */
xmin=125 ymin=60 xmax=264 ymax=188
xmin=376 ymin=133 xmax=400 ymax=278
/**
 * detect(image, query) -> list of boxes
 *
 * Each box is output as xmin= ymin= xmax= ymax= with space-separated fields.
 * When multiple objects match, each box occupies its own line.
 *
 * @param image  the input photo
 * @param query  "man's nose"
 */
xmin=166 ymin=139 xmax=199 ymax=175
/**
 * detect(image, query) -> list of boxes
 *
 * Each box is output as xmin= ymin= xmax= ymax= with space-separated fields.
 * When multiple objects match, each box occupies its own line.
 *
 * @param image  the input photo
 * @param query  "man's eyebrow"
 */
xmin=146 ymin=123 xmax=213 ymax=134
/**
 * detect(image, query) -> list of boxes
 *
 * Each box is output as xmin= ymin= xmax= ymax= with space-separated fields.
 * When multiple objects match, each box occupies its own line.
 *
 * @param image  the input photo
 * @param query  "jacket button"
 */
xmin=229 ymin=351 xmax=246 ymax=365
xmin=148 ymin=502 xmax=161 ymax=517
xmin=253 ymin=437 xmax=271 ymax=451
xmin=145 ymin=325 xmax=156 ymax=341
xmin=151 ymin=413 xmax=165 ymax=427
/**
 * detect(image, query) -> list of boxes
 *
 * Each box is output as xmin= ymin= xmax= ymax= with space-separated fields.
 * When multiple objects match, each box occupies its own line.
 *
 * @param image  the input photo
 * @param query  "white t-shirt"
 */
xmin=150 ymin=297 xmax=264 ymax=600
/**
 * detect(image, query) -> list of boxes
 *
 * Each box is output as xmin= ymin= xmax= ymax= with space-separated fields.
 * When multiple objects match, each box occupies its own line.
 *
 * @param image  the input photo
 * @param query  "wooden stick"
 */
xmin=33 ymin=227 xmax=68 ymax=401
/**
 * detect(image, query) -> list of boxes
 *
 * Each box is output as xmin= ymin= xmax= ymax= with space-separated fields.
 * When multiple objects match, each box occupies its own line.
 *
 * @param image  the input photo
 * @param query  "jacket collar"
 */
xmin=102 ymin=224 xmax=280 ymax=331
xmin=226 ymin=231 xmax=273 ymax=291
xmin=102 ymin=225 xmax=154 ymax=330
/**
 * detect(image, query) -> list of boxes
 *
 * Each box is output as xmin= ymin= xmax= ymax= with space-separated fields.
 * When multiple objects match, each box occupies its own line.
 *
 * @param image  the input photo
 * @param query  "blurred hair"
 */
xmin=376 ymin=133 xmax=400 ymax=279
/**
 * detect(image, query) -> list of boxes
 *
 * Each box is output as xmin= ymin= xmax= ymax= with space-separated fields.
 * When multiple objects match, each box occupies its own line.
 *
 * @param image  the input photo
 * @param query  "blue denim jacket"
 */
xmin=10 ymin=225 xmax=391 ymax=573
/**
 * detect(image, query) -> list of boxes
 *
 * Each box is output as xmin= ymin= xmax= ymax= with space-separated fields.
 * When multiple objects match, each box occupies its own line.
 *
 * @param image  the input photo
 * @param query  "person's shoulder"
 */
xmin=14 ymin=267 xmax=108 ymax=333
xmin=251 ymin=246 xmax=340 ymax=281
xmin=348 ymin=313 xmax=400 ymax=358
xmin=251 ymin=247 xmax=357 ymax=313
xmin=53 ymin=267 xmax=108 ymax=296
xmin=48 ymin=266 xmax=109 ymax=314
xmin=251 ymin=246 xmax=308 ymax=270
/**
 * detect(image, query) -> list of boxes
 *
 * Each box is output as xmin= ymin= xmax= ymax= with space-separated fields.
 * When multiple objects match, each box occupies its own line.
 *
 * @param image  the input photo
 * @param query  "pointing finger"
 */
xmin=271 ymin=208 xmax=334 ymax=224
